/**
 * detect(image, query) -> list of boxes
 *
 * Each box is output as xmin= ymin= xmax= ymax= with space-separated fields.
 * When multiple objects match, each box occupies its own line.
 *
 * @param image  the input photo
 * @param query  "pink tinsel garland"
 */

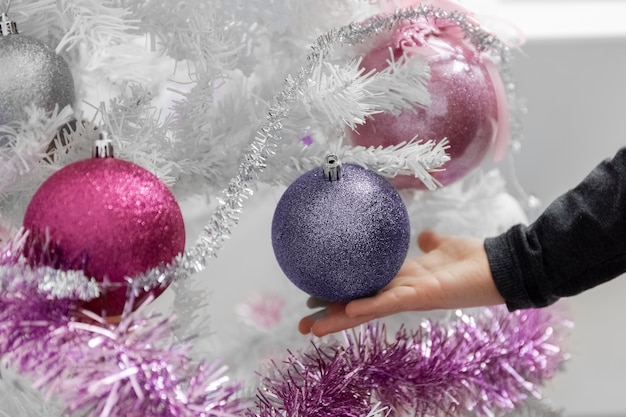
xmin=254 ymin=307 xmax=569 ymax=417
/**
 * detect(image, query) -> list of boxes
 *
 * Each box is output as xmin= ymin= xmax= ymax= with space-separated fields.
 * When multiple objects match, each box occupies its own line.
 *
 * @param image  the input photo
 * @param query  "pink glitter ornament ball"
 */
xmin=23 ymin=157 xmax=185 ymax=317
xmin=350 ymin=16 xmax=508 ymax=189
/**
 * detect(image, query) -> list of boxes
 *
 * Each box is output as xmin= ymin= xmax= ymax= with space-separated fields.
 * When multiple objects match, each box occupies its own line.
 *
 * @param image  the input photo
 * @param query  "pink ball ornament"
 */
xmin=350 ymin=16 xmax=508 ymax=189
xmin=23 ymin=156 xmax=185 ymax=317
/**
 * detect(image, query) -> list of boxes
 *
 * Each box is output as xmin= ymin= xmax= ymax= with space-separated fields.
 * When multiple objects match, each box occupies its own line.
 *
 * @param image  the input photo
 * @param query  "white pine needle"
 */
xmin=54 ymin=1 xmax=137 ymax=55
xmin=366 ymin=52 xmax=432 ymax=115
xmin=266 ymin=139 xmax=449 ymax=190
xmin=365 ymin=402 xmax=391 ymax=417
xmin=343 ymin=139 xmax=450 ymax=190
xmin=301 ymin=53 xmax=430 ymax=130
xmin=0 ymin=106 xmax=74 ymax=194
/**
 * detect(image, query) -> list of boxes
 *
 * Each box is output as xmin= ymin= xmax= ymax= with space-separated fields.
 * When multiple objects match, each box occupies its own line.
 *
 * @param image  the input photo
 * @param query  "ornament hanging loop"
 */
xmin=93 ymin=132 xmax=114 ymax=158
xmin=323 ymin=154 xmax=341 ymax=182
xmin=0 ymin=0 xmax=17 ymax=36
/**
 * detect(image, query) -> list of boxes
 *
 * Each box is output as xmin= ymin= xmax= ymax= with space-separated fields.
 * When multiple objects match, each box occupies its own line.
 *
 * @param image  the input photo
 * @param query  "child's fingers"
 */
xmin=306 ymin=296 xmax=331 ymax=309
xmin=298 ymin=303 xmax=375 ymax=337
xmin=417 ymin=230 xmax=445 ymax=253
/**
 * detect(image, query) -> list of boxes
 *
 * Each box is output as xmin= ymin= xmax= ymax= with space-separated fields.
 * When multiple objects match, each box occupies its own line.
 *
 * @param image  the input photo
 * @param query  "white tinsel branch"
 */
xmin=362 ymin=52 xmax=432 ymax=115
xmin=301 ymin=54 xmax=430 ymax=130
xmin=9 ymin=0 xmax=59 ymax=42
xmin=265 ymin=139 xmax=449 ymax=190
xmin=115 ymin=0 xmax=239 ymax=78
xmin=54 ymin=0 xmax=137 ymax=58
xmin=168 ymin=76 xmax=248 ymax=193
xmin=343 ymin=139 xmax=450 ymax=188
xmin=12 ymin=1 xmax=141 ymax=81
xmin=365 ymin=403 xmax=389 ymax=417
xmin=399 ymin=170 xmax=532 ymax=252
xmin=0 ymin=366 xmax=64 ymax=417
xmin=208 ymin=0 xmax=368 ymax=75
xmin=169 ymin=278 xmax=212 ymax=344
xmin=98 ymin=85 xmax=181 ymax=186
xmin=0 ymin=106 xmax=74 ymax=195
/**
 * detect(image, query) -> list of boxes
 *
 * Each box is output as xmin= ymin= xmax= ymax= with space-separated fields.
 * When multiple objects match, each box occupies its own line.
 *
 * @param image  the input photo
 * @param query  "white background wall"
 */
xmin=511 ymin=38 xmax=626 ymax=416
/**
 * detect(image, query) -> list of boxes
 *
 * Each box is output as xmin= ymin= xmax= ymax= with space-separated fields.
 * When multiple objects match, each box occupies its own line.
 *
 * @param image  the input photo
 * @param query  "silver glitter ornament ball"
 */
xmin=0 ymin=34 xmax=75 ymax=124
xmin=272 ymin=164 xmax=411 ymax=302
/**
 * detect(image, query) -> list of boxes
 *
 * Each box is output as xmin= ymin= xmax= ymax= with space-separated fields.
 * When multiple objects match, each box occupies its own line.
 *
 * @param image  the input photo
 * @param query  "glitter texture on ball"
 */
xmin=0 ymin=34 xmax=75 ymax=124
xmin=349 ymin=17 xmax=507 ymax=189
xmin=23 ymin=158 xmax=185 ymax=317
xmin=271 ymin=164 xmax=410 ymax=302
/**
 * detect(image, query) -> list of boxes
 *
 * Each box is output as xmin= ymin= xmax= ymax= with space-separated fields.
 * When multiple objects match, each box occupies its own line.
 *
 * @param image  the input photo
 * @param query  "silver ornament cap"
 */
xmin=323 ymin=154 xmax=341 ymax=182
xmin=93 ymin=132 xmax=114 ymax=158
xmin=0 ymin=12 xmax=17 ymax=36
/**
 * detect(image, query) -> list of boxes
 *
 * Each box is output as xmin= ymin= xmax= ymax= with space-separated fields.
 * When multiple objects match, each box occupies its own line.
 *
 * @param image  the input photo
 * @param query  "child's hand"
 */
xmin=298 ymin=230 xmax=505 ymax=337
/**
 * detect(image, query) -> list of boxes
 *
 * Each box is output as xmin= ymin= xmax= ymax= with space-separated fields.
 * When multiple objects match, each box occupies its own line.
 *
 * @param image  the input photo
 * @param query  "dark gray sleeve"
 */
xmin=484 ymin=147 xmax=626 ymax=310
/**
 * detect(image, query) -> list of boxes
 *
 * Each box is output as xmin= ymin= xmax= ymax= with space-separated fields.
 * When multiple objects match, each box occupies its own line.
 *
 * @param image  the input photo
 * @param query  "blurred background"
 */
xmin=484 ymin=1 xmax=626 ymax=415
xmin=516 ymin=38 xmax=626 ymax=415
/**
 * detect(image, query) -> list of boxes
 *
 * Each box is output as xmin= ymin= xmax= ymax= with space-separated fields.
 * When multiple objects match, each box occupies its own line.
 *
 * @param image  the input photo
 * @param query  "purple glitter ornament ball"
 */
xmin=350 ymin=17 xmax=506 ymax=189
xmin=271 ymin=164 xmax=410 ymax=302
xmin=23 ymin=157 xmax=185 ymax=317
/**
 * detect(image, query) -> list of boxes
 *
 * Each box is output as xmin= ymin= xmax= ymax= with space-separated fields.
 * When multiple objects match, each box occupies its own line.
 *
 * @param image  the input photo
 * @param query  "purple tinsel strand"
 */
xmin=0 ymin=283 xmax=250 ymax=417
xmin=254 ymin=346 xmax=373 ymax=417
xmin=0 ymin=287 xmax=77 ymax=355
xmin=255 ymin=307 xmax=569 ymax=417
